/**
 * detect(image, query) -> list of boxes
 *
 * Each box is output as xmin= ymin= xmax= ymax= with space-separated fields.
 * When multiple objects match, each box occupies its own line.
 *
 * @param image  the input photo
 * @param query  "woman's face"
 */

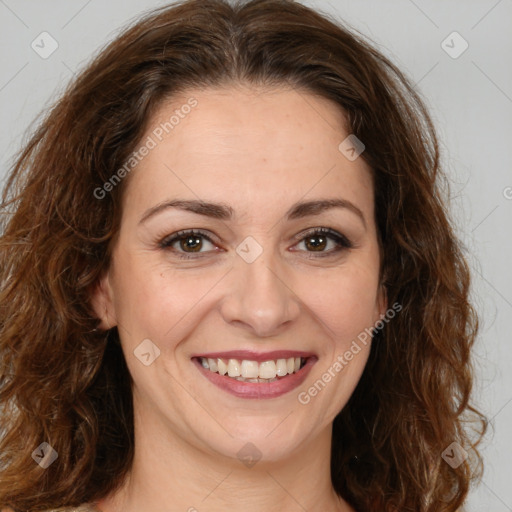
xmin=93 ymin=85 xmax=386 ymax=463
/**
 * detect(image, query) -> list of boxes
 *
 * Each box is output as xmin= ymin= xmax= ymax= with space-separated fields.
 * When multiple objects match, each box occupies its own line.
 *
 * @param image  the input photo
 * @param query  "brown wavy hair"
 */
xmin=0 ymin=1 xmax=486 ymax=511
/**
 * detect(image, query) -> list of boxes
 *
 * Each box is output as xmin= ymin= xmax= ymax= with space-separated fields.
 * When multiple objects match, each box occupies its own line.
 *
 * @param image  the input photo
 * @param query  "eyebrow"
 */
xmin=139 ymin=198 xmax=366 ymax=228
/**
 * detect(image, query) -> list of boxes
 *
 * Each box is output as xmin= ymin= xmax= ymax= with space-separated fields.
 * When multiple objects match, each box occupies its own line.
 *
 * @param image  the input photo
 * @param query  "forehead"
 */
xmin=150 ymin=85 xmax=347 ymax=162
xmin=123 ymin=85 xmax=374 ymax=221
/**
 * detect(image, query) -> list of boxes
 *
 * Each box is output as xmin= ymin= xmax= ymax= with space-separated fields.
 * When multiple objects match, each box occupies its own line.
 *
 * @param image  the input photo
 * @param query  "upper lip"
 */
xmin=192 ymin=350 xmax=316 ymax=362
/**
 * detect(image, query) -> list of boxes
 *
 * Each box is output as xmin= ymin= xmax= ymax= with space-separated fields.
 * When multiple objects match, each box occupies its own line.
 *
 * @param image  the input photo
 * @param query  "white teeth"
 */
xmin=259 ymin=360 xmax=277 ymax=379
xmin=199 ymin=356 xmax=307 ymax=381
xmin=217 ymin=359 xmax=228 ymax=375
xmin=227 ymin=359 xmax=241 ymax=377
xmin=276 ymin=358 xmax=288 ymax=376
xmin=241 ymin=360 xmax=259 ymax=378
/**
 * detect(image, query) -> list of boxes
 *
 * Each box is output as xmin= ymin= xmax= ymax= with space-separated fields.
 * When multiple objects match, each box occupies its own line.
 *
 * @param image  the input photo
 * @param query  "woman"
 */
xmin=0 ymin=0 xmax=486 ymax=511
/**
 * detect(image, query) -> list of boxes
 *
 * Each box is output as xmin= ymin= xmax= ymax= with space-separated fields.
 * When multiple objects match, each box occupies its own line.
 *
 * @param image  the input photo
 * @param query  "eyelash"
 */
xmin=159 ymin=227 xmax=353 ymax=260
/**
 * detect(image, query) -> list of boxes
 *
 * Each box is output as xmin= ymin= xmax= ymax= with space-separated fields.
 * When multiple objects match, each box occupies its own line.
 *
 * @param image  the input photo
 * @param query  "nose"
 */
xmin=219 ymin=248 xmax=301 ymax=338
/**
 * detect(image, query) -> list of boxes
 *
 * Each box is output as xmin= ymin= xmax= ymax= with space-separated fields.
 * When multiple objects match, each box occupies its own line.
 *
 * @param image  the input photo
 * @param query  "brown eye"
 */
xmin=294 ymin=228 xmax=352 ymax=257
xmin=160 ymin=229 xmax=217 ymax=258
xmin=179 ymin=234 xmax=204 ymax=252
xmin=304 ymin=234 xmax=328 ymax=251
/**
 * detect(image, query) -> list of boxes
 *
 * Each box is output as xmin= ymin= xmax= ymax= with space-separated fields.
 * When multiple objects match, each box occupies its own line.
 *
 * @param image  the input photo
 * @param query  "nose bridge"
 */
xmin=220 ymin=241 xmax=300 ymax=336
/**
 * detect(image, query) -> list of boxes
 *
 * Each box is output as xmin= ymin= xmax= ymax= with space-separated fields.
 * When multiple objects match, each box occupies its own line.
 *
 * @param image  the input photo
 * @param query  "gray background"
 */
xmin=1 ymin=0 xmax=511 ymax=509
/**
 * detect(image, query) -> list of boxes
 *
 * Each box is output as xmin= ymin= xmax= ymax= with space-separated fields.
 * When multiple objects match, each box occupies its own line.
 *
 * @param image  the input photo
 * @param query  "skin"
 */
xmin=92 ymin=84 xmax=386 ymax=512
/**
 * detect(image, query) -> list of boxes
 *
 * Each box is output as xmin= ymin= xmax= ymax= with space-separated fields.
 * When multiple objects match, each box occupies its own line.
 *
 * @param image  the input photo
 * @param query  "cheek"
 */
xmin=303 ymin=265 xmax=381 ymax=344
xmin=111 ymin=254 xmax=224 ymax=345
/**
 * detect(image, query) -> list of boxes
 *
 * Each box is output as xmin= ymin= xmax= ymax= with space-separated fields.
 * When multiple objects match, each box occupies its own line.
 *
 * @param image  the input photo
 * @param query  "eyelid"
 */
xmin=159 ymin=226 xmax=353 ymax=260
xmin=159 ymin=229 xmax=217 ymax=248
xmin=292 ymin=226 xmax=351 ymax=243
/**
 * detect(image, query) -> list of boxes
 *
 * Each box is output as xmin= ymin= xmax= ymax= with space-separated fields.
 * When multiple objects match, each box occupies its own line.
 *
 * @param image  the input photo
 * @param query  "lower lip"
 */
xmin=193 ymin=357 xmax=317 ymax=399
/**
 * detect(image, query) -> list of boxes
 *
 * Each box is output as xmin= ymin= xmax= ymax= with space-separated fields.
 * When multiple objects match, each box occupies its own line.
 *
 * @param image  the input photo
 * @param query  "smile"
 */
xmin=198 ymin=356 xmax=306 ymax=382
xmin=192 ymin=351 xmax=317 ymax=399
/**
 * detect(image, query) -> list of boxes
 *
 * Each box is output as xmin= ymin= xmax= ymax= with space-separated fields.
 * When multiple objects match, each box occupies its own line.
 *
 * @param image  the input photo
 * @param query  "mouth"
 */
xmin=191 ymin=351 xmax=317 ymax=399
